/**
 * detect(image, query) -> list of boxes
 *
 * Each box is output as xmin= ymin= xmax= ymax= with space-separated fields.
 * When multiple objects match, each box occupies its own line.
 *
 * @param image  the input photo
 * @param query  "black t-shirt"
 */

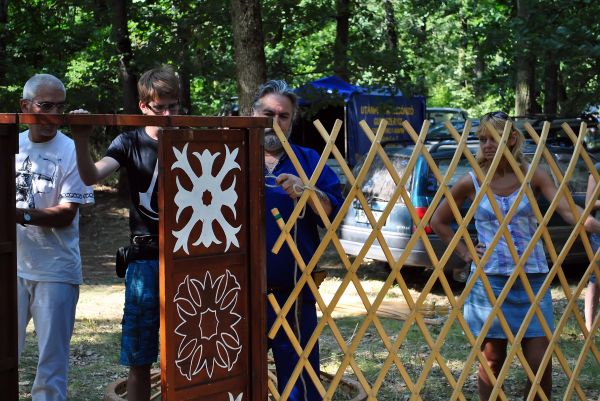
xmin=106 ymin=127 xmax=159 ymax=236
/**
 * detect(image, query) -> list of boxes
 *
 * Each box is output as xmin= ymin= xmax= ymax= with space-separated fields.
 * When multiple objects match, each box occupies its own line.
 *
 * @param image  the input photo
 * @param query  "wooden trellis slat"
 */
xmin=271 ymin=120 xmax=342 ymax=253
xmin=355 ymin=121 xmax=472 ymax=401
xmin=328 ymin=121 xmax=432 ymax=400
xmin=402 ymin=120 xmax=519 ymax=401
xmin=312 ymin=120 xmax=425 ymax=399
xmin=269 ymin=120 xmax=394 ymax=401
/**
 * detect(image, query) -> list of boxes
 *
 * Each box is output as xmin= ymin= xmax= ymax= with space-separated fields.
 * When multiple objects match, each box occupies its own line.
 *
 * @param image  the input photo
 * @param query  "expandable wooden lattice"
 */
xmin=267 ymin=118 xmax=600 ymax=401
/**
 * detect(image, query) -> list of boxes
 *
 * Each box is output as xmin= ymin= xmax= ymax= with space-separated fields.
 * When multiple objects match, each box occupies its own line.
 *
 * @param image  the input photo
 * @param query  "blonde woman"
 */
xmin=431 ymin=111 xmax=600 ymax=400
xmin=584 ymin=164 xmax=600 ymax=332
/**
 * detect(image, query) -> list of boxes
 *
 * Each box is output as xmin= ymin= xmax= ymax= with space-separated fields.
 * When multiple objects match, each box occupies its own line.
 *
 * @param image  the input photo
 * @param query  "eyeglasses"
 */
xmin=483 ymin=110 xmax=509 ymax=120
xmin=26 ymin=100 xmax=68 ymax=113
xmin=146 ymin=102 xmax=180 ymax=114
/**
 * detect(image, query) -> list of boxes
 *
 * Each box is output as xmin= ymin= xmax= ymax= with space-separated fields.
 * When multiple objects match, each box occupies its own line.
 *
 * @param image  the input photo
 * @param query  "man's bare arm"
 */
xmin=16 ymin=202 xmax=79 ymax=228
xmin=71 ymin=128 xmax=120 ymax=185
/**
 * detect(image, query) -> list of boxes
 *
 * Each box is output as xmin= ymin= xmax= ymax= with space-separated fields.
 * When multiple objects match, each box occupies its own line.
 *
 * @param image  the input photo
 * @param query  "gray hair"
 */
xmin=22 ymin=74 xmax=66 ymax=99
xmin=252 ymin=80 xmax=299 ymax=121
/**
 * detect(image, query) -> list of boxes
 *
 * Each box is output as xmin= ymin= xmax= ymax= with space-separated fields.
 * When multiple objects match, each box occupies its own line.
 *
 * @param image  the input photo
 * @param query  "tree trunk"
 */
xmin=543 ymin=56 xmax=558 ymax=115
xmin=383 ymin=0 xmax=397 ymax=52
xmin=333 ymin=0 xmax=350 ymax=82
xmin=515 ymin=55 xmax=538 ymax=115
xmin=178 ymin=67 xmax=191 ymax=115
xmin=229 ymin=0 xmax=267 ymax=116
xmin=0 ymin=0 xmax=8 ymax=85
xmin=110 ymin=0 xmax=137 ymax=197
xmin=111 ymin=0 xmax=138 ymax=115
xmin=458 ymin=15 xmax=468 ymax=89
xmin=473 ymin=51 xmax=484 ymax=80
xmin=414 ymin=15 xmax=427 ymax=95
xmin=173 ymin=2 xmax=193 ymax=115
xmin=514 ymin=0 xmax=538 ymax=116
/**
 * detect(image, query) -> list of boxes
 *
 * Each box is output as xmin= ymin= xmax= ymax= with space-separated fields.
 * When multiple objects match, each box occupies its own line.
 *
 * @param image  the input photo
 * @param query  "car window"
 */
xmin=428 ymin=111 xmax=466 ymax=124
xmin=554 ymin=155 xmax=590 ymax=193
xmin=523 ymin=154 xmax=556 ymax=185
xmin=423 ymin=158 xmax=472 ymax=197
xmin=525 ymin=153 xmax=590 ymax=192
xmin=525 ymin=152 xmax=589 ymax=192
xmin=356 ymin=153 xmax=412 ymax=204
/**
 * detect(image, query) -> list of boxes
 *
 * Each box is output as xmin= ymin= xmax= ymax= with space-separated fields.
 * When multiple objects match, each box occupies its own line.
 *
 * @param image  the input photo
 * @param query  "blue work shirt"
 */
xmin=265 ymin=143 xmax=343 ymax=293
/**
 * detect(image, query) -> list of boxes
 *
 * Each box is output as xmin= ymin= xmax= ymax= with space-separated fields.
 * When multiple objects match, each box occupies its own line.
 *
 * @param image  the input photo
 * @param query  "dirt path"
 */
xmin=76 ymin=187 xmax=130 ymax=322
xmin=79 ymin=186 xmax=130 ymax=285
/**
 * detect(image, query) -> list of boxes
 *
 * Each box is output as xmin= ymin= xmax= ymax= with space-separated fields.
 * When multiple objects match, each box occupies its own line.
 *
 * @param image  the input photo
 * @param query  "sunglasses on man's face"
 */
xmin=26 ymin=100 xmax=68 ymax=113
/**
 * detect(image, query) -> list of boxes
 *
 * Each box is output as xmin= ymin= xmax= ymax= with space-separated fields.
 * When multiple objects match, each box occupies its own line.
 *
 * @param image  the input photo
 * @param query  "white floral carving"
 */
xmin=228 ymin=392 xmax=243 ymax=401
xmin=171 ymin=143 xmax=241 ymax=254
xmin=174 ymin=271 xmax=242 ymax=380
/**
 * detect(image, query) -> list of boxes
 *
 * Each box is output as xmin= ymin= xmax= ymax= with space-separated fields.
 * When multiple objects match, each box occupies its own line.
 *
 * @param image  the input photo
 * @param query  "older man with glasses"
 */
xmin=16 ymin=73 xmax=94 ymax=401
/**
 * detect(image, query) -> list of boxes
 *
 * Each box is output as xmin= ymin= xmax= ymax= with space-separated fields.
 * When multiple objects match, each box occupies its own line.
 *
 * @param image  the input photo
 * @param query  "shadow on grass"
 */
xmin=18 ymin=317 xmax=142 ymax=401
xmin=318 ymin=314 xmax=600 ymax=401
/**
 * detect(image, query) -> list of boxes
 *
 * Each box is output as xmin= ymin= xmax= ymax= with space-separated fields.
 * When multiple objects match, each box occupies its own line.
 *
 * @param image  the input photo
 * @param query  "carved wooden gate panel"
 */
xmin=158 ymin=127 xmax=266 ymax=401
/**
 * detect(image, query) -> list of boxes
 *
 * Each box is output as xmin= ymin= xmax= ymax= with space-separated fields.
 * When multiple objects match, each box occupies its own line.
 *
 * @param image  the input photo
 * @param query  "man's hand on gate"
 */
xmin=69 ymin=109 xmax=93 ymax=139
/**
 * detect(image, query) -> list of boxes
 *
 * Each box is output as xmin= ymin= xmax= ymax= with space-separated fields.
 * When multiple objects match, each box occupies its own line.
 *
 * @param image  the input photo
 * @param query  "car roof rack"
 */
xmin=381 ymin=138 xmax=416 ymax=148
xmin=428 ymin=137 xmax=478 ymax=152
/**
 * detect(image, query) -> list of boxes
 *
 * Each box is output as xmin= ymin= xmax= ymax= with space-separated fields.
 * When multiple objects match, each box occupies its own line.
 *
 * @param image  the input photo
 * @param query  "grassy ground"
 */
xmin=17 ymin=188 xmax=600 ymax=400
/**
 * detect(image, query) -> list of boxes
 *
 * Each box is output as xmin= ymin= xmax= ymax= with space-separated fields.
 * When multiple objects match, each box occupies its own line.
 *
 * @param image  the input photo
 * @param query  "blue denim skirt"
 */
xmin=464 ymin=272 xmax=554 ymax=339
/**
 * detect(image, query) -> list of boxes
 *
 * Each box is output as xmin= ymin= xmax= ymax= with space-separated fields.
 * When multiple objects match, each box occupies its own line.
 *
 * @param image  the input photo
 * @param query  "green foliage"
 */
xmin=1 ymin=0 xmax=600 ymax=138
xmin=428 ymin=85 xmax=453 ymax=108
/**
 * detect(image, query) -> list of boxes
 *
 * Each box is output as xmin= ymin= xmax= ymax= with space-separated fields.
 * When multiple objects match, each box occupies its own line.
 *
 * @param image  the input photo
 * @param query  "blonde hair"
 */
xmin=475 ymin=111 xmax=526 ymax=168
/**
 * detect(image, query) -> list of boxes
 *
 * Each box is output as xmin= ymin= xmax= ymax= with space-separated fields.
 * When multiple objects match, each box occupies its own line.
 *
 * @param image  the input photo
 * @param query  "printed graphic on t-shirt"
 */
xmin=138 ymin=159 xmax=159 ymax=220
xmin=16 ymin=155 xmax=58 ymax=208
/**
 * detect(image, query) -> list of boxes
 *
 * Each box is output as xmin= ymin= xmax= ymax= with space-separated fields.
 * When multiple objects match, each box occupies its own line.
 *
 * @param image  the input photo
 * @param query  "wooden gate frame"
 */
xmin=0 ymin=113 xmax=269 ymax=401
xmin=0 ymin=114 xmax=19 ymax=401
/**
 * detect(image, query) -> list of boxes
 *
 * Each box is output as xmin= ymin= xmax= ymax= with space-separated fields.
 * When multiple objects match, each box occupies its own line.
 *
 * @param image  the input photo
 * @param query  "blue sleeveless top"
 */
xmin=469 ymin=171 xmax=548 ymax=275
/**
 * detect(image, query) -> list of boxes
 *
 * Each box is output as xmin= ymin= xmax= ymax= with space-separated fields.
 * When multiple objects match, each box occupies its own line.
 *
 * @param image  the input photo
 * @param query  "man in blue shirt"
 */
xmin=252 ymin=80 xmax=343 ymax=401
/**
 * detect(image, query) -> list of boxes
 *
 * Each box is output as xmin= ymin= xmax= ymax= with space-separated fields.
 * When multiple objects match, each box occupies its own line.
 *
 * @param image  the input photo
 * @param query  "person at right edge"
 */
xmin=585 ymin=162 xmax=600 ymax=333
xmin=431 ymin=111 xmax=600 ymax=401
xmin=70 ymin=66 xmax=180 ymax=401
xmin=252 ymin=80 xmax=343 ymax=401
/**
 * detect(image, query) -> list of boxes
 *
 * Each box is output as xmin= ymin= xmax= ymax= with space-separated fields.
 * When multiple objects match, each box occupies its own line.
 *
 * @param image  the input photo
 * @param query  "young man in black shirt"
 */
xmin=72 ymin=66 xmax=180 ymax=401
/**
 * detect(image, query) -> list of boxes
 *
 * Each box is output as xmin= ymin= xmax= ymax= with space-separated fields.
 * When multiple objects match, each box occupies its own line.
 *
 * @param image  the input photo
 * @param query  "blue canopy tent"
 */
xmin=295 ymin=76 xmax=426 ymax=166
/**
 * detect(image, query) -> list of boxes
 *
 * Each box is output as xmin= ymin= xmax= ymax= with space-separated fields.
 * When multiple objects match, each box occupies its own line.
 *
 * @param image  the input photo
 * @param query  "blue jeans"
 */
xmin=120 ymin=259 xmax=159 ymax=366
xmin=268 ymin=290 xmax=321 ymax=401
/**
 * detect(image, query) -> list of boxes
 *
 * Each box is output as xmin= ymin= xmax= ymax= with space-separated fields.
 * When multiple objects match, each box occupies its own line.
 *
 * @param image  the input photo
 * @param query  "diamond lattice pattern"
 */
xmin=267 ymin=118 xmax=600 ymax=401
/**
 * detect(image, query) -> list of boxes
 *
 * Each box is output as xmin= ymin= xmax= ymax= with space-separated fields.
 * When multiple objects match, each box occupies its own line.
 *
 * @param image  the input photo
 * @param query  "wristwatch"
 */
xmin=22 ymin=211 xmax=32 ymax=226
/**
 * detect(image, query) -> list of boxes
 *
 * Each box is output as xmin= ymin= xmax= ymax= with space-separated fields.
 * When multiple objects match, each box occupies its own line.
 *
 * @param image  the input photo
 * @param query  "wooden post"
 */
xmin=0 ymin=114 xmax=18 ymax=400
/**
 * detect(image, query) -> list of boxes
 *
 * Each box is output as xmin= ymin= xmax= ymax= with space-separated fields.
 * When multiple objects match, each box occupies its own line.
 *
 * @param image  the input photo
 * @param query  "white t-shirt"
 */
xmin=15 ymin=130 xmax=95 ymax=284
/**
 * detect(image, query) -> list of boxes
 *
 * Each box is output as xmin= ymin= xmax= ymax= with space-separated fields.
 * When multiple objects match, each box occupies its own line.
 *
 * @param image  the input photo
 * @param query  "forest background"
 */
xmin=1 ymin=0 xmax=599 ymax=135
